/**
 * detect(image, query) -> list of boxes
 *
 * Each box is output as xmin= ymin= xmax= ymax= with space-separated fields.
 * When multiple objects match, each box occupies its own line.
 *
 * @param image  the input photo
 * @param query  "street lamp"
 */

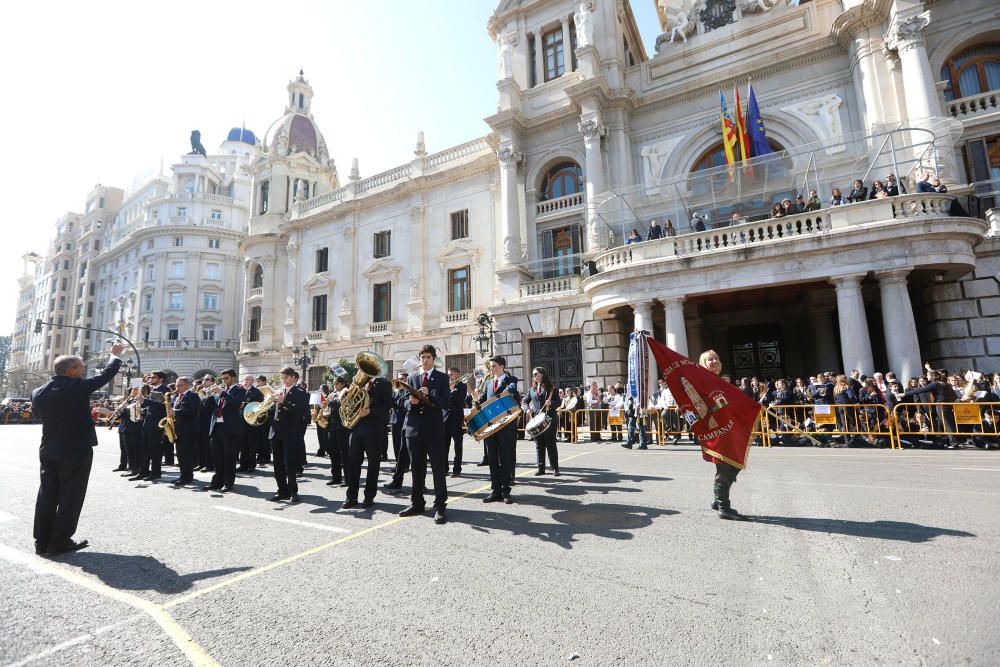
xmin=473 ymin=312 xmax=495 ymax=359
xmin=292 ymin=337 xmax=319 ymax=386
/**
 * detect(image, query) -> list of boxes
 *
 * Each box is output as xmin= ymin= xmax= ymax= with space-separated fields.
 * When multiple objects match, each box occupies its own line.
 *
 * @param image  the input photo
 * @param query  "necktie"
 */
xmin=493 ymin=379 xmax=499 ymax=394
xmin=422 ymin=372 xmax=429 ymax=388
xmin=215 ymin=390 xmax=225 ymax=417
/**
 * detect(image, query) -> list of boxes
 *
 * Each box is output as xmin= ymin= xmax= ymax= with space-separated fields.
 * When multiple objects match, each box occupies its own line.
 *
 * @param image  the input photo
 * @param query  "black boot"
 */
xmin=716 ymin=479 xmax=746 ymax=521
xmin=711 ymin=480 xmax=722 ymax=511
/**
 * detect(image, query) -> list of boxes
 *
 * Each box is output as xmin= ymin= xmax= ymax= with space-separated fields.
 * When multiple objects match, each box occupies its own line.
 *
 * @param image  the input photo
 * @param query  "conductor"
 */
xmin=32 ymin=342 xmax=125 ymax=556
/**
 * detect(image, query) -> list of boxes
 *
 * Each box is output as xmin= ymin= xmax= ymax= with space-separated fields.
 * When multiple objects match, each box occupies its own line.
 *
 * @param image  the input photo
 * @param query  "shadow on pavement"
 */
xmin=747 ymin=516 xmax=976 ymax=542
xmin=60 ymin=552 xmax=251 ymax=593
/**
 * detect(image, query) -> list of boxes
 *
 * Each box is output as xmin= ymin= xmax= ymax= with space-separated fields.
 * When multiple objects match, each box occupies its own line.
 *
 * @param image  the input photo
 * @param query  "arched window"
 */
xmin=251 ymin=265 xmax=264 ymax=289
xmin=689 ymin=140 xmax=791 ymax=221
xmin=940 ymin=44 xmax=1000 ymax=101
xmin=248 ymin=306 xmax=261 ymax=342
xmin=539 ymin=161 xmax=583 ymax=201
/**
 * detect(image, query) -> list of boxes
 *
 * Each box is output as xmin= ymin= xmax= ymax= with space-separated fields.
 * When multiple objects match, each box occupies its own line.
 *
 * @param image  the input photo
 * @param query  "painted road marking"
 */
xmin=213 ymin=506 xmax=351 ymax=533
xmin=950 ymin=467 xmax=1000 ymax=471
xmin=4 ymin=615 xmax=141 ymax=667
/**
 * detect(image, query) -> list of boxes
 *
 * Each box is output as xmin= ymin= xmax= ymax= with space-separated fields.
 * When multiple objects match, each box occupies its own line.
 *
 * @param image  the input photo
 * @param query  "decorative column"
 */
xmin=809 ymin=305 xmax=840 ymax=372
xmin=533 ymin=31 xmax=544 ymax=86
xmin=579 ymin=117 xmax=607 ymax=252
xmin=877 ymin=269 xmax=922 ymax=381
xmin=632 ymin=300 xmax=653 ymax=333
xmin=852 ymin=31 xmax=885 ymax=129
xmin=662 ymin=297 xmax=688 ymax=357
xmin=831 ymin=274 xmax=875 ymax=375
xmin=561 ymin=18 xmax=573 ymax=73
xmin=887 ymin=11 xmax=939 ymax=122
xmin=497 ymin=145 xmax=523 ymax=267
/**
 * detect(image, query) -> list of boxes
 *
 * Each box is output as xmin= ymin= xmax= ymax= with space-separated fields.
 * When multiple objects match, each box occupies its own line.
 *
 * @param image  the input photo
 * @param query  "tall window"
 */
xmin=169 ymin=292 xmax=182 ymax=309
xmin=248 ymin=306 xmax=261 ymax=342
xmin=170 ymin=261 xmax=184 ymax=278
xmin=167 ymin=326 xmax=179 ymax=341
xmin=312 ymin=294 xmax=328 ymax=331
xmin=543 ymin=28 xmax=565 ymax=81
xmin=448 ymin=266 xmax=470 ymax=312
xmin=205 ymin=263 xmax=220 ymax=279
xmin=252 ymin=265 xmax=264 ymax=289
xmin=373 ymin=282 xmax=391 ymax=322
xmin=177 ymin=207 xmax=187 ymax=218
xmin=940 ymin=44 xmax=1000 ymax=101
xmin=540 ymin=224 xmax=582 ymax=278
xmin=143 ymin=294 xmax=152 ymax=312
xmin=202 ymin=326 xmax=216 ymax=341
xmin=540 ymin=161 xmax=583 ymax=201
xmin=259 ymin=180 xmax=270 ymax=214
xmin=173 ymin=237 xmax=183 ymax=247
xmin=451 ymin=210 xmax=469 ymax=239
xmin=145 ymin=264 xmax=155 ymax=281
xmin=208 ymin=238 xmax=220 ymax=249
xmin=202 ymin=293 xmax=218 ymax=310
xmin=374 ymin=231 xmax=391 ymax=258
xmin=210 ymin=209 xmax=222 ymax=220
xmin=315 ymin=247 xmax=329 ymax=273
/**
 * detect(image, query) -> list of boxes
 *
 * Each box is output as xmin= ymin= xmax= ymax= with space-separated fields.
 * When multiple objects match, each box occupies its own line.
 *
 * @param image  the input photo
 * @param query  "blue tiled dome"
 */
xmin=226 ymin=127 xmax=257 ymax=145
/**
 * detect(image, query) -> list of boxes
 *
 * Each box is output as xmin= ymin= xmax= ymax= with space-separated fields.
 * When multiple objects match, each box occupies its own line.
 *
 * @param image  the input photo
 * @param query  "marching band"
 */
xmin=103 ymin=347 xmax=531 ymax=522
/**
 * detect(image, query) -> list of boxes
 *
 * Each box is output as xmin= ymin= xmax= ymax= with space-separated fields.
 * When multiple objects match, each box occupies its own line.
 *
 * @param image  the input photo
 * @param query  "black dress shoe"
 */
xmin=34 ymin=542 xmax=48 ymax=555
xmin=128 ymin=474 xmax=145 ymax=481
xmin=342 ymin=499 xmax=358 ymax=509
xmin=325 ymin=480 xmax=337 ymax=486
xmin=267 ymin=494 xmax=290 ymax=502
xmin=221 ymin=485 xmax=233 ymax=493
xmin=434 ymin=509 xmax=446 ymax=524
xmin=146 ymin=474 xmax=162 ymax=481
xmin=170 ymin=478 xmax=186 ymax=486
xmin=477 ymin=458 xmax=488 ymax=466
xmin=450 ymin=470 xmax=461 ymax=478
xmin=289 ymin=495 xmax=301 ymax=503
xmin=383 ymin=482 xmax=402 ymax=491
xmin=398 ymin=505 xmax=426 ymax=517
xmin=112 ymin=466 xmax=127 ymax=472
xmin=236 ymin=467 xmax=250 ymax=473
xmin=46 ymin=539 xmax=89 ymax=556
xmin=205 ymin=484 xmax=221 ymax=491
xmin=121 ymin=472 xmax=136 ymax=477
xmin=482 ymin=493 xmax=502 ymax=503
xmin=339 ymin=481 xmax=349 ymax=487
xmin=621 ymin=444 xmax=633 ymax=449
xmin=503 ymin=495 xmax=514 ymax=504
xmin=553 ymin=469 xmax=561 ymax=477
xmin=361 ymin=498 xmax=375 ymax=508
xmin=534 ymin=469 xmax=546 ymax=476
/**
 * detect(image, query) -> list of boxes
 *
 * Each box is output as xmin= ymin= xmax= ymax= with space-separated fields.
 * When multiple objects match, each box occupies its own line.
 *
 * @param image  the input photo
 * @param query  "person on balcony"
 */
xmin=625 ymin=229 xmax=642 ymax=245
xmin=829 ymin=187 xmax=847 ymax=206
xmin=664 ymin=219 xmax=677 ymax=237
xmin=917 ymin=171 xmax=948 ymax=193
xmin=691 ymin=213 xmax=706 ymax=231
xmin=771 ymin=203 xmax=784 ymax=219
xmin=847 ymin=179 xmax=868 ymax=203
xmin=647 ymin=219 xmax=664 ymax=240
xmin=885 ymin=173 xmax=907 ymax=196
xmin=870 ymin=179 xmax=890 ymax=199
xmin=782 ymin=198 xmax=801 ymax=215
xmin=804 ymin=190 xmax=822 ymax=211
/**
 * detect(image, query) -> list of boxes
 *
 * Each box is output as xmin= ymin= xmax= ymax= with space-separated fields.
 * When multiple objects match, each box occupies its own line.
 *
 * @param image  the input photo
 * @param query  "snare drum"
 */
xmin=466 ymin=392 xmax=521 ymax=442
xmin=524 ymin=412 xmax=552 ymax=439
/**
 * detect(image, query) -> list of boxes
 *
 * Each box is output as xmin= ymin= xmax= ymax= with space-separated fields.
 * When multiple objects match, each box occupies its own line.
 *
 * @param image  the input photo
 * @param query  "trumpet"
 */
xmin=450 ymin=372 xmax=474 ymax=389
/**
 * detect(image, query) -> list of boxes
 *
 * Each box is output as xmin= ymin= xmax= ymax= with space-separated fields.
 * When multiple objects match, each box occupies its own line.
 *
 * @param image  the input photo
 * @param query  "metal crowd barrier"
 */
xmin=891 ymin=402 xmax=1000 ymax=450
xmin=765 ymin=404 xmax=895 ymax=448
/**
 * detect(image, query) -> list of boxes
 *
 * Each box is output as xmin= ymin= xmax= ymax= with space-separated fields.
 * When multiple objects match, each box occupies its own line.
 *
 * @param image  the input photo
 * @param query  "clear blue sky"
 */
xmin=0 ymin=0 xmax=663 ymax=334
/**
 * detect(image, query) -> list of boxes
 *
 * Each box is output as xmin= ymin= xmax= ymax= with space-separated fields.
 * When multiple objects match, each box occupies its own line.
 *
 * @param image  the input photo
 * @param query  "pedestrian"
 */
xmin=522 ymin=367 xmax=560 ymax=476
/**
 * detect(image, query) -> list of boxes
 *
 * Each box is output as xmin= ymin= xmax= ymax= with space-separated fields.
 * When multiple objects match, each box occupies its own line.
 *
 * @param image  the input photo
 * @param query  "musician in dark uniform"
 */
xmin=196 ymin=377 xmax=216 ymax=472
xmin=169 ymin=377 xmax=201 ymax=486
xmin=399 ymin=345 xmax=451 ymax=524
xmin=521 ymin=366 xmax=560 ymax=476
xmin=252 ymin=375 xmax=272 ymax=465
xmin=325 ymin=377 xmax=349 ymax=486
xmin=237 ymin=375 xmax=261 ymax=472
xmin=313 ymin=384 xmax=331 ymax=460
xmin=32 ymin=342 xmax=123 ymax=556
xmin=205 ymin=369 xmax=247 ymax=493
xmin=446 ymin=367 xmax=468 ymax=478
xmin=132 ymin=371 xmax=167 ymax=481
xmin=110 ymin=394 xmax=129 ymax=472
xmin=476 ymin=356 xmax=519 ymax=503
xmin=113 ymin=388 xmax=141 ymax=475
xmin=343 ymin=373 xmax=391 ymax=509
xmin=268 ymin=367 xmax=309 ymax=502
xmin=383 ymin=372 xmax=412 ymax=491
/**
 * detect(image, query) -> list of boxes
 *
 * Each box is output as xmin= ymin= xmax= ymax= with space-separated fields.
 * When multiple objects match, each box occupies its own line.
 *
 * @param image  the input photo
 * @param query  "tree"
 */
xmin=0 ymin=335 xmax=11 ymax=397
xmin=324 ymin=357 xmax=357 ymax=386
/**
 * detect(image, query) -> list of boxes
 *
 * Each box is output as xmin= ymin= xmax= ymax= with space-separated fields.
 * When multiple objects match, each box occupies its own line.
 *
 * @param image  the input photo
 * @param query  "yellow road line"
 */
xmin=165 ymin=449 xmax=594 ymax=609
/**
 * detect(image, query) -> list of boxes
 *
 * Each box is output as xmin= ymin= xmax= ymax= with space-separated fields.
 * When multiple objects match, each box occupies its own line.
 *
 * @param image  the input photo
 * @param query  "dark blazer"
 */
xmin=353 ymin=377 xmax=392 ymax=439
xmin=269 ymin=384 xmax=309 ymax=439
xmin=390 ymin=389 xmax=409 ymax=426
xmin=172 ymin=390 xmax=201 ymax=437
xmin=402 ymin=368 xmax=449 ymax=438
xmin=447 ymin=382 xmax=469 ymax=433
xmin=199 ymin=394 xmax=215 ymax=434
xmin=141 ymin=385 xmax=167 ymax=429
xmin=207 ymin=384 xmax=247 ymax=436
xmin=244 ymin=385 xmax=268 ymax=427
xmin=32 ymin=357 xmax=121 ymax=454
xmin=482 ymin=374 xmax=519 ymax=405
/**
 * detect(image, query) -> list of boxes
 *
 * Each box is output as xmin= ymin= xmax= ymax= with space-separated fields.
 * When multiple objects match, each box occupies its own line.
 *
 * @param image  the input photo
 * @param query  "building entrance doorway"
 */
xmin=727 ymin=326 xmax=784 ymax=379
xmin=530 ymin=335 xmax=582 ymax=389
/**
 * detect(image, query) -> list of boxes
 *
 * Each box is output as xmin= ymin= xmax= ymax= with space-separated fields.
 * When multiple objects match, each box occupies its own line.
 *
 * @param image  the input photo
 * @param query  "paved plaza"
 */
xmin=1 ymin=425 xmax=998 ymax=666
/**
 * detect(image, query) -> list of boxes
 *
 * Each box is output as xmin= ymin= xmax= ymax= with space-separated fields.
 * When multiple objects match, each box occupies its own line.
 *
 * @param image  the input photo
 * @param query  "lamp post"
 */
xmin=473 ymin=312 xmax=495 ymax=359
xmin=292 ymin=338 xmax=318 ymax=387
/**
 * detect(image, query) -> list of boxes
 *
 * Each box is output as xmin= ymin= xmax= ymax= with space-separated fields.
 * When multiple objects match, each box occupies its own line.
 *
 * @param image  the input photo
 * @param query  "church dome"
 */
xmin=226 ymin=127 xmax=257 ymax=145
xmin=264 ymin=70 xmax=330 ymax=161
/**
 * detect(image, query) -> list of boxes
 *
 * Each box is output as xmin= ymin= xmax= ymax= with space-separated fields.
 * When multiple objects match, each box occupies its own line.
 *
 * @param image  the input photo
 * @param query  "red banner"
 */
xmin=646 ymin=338 xmax=761 ymax=469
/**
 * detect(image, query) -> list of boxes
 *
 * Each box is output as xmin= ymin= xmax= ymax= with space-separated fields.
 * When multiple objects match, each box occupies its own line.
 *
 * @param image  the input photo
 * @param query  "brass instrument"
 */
xmin=158 ymin=391 xmax=177 ymax=444
xmin=316 ymin=399 xmax=332 ymax=429
xmin=450 ymin=372 xmax=474 ymax=390
xmin=340 ymin=351 xmax=389 ymax=429
xmin=106 ymin=397 xmax=129 ymax=429
xmin=128 ymin=399 xmax=142 ymax=423
xmin=243 ymin=385 xmax=276 ymax=426
xmin=391 ymin=377 xmax=432 ymax=406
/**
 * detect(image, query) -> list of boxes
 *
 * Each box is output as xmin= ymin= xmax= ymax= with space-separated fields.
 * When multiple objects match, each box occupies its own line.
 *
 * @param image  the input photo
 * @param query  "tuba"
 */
xmin=340 ymin=351 xmax=389 ymax=429
xmin=243 ymin=386 xmax=275 ymax=426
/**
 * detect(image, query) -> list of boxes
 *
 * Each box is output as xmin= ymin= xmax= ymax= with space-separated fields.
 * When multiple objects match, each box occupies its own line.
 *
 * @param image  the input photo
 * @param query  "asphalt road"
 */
xmin=1 ymin=425 xmax=998 ymax=666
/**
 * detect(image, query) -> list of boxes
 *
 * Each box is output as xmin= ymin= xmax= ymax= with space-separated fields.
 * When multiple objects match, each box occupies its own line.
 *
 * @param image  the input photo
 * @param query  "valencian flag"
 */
xmin=746 ymin=84 xmax=772 ymax=158
xmin=733 ymin=85 xmax=753 ymax=176
xmin=719 ymin=91 xmax=739 ymax=179
xmin=645 ymin=338 xmax=762 ymax=470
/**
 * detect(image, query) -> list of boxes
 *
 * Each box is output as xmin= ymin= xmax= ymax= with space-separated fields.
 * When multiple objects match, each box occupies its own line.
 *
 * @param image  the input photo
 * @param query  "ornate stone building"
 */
xmin=238 ymin=0 xmax=999 ymax=385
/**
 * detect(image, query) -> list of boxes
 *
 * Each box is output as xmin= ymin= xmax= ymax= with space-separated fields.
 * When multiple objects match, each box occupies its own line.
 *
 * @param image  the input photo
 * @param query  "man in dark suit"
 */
xmin=238 ymin=374 xmax=262 ymax=472
xmin=169 ymin=377 xmax=201 ymax=486
xmin=399 ymin=345 xmax=450 ymax=524
xmin=32 ymin=343 xmax=124 ymax=556
xmin=251 ymin=375 xmax=272 ymax=465
xmin=446 ymin=367 xmax=468 ymax=478
xmin=268 ymin=367 xmax=309 ymax=502
xmin=325 ymin=377 xmax=349 ymax=486
xmin=196 ymin=376 xmax=216 ymax=471
xmin=476 ymin=356 xmax=519 ymax=504
xmin=383 ymin=372 xmax=411 ymax=490
xmin=116 ymin=388 xmax=142 ymax=476
xmin=205 ymin=369 xmax=247 ymax=493
xmin=343 ymin=372 xmax=391 ymax=509
xmin=133 ymin=371 xmax=167 ymax=481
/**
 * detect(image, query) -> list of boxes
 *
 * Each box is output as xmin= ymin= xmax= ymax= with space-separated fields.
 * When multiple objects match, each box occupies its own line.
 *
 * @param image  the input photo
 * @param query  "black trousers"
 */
xmin=391 ymin=433 xmax=412 ymax=485
xmin=486 ymin=424 xmax=517 ymax=495
xmin=34 ymin=447 xmax=93 ymax=549
xmin=141 ymin=426 xmax=163 ymax=476
xmin=406 ymin=434 xmax=448 ymax=510
xmin=347 ymin=432 xmax=381 ymax=502
xmin=175 ymin=433 xmax=197 ymax=481
xmin=117 ymin=431 xmax=128 ymax=468
xmin=391 ymin=423 xmax=404 ymax=460
xmin=238 ymin=431 xmax=257 ymax=470
xmin=271 ymin=434 xmax=299 ymax=497
xmin=210 ymin=432 xmax=241 ymax=488
xmin=316 ymin=427 xmax=330 ymax=460
xmin=252 ymin=425 xmax=270 ymax=463
xmin=197 ymin=429 xmax=213 ymax=469
xmin=123 ymin=428 xmax=141 ymax=472
xmin=329 ymin=428 xmax=349 ymax=482
xmin=535 ymin=417 xmax=559 ymax=471
xmin=448 ymin=429 xmax=463 ymax=472
xmin=162 ymin=434 xmax=174 ymax=465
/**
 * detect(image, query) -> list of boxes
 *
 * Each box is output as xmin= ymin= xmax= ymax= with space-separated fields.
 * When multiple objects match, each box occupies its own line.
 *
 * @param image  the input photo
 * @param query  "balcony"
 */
xmin=307 ymin=330 xmax=327 ymax=341
xmin=535 ymin=192 xmax=585 ymax=220
xmin=442 ymin=309 xmax=472 ymax=326
xmin=947 ymin=91 xmax=999 ymax=121
xmin=248 ymin=287 xmax=263 ymax=298
xmin=201 ymin=217 xmax=225 ymax=227
xmin=367 ymin=322 xmax=390 ymax=335
xmin=242 ymin=341 xmax=259 ymax=352
xmin=519 ymin=274 xmax=581 ymax=299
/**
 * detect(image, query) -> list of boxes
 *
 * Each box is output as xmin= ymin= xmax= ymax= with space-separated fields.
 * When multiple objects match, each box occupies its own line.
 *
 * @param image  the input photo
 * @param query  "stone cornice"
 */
xmin=830 ymin=0 xmax=894 ymax=50
xmin=484 ymin=108 xmax=529 ymax=134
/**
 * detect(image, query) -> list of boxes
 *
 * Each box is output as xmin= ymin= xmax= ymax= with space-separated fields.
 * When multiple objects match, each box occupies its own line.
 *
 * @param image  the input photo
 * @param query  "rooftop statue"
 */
xmin=189 ymin=130 xmax=207 ymax=157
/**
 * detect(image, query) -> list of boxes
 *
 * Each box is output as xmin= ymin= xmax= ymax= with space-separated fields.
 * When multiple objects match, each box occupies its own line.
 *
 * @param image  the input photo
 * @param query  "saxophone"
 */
xmin=159 ymin=392 xmax=177 ymax=444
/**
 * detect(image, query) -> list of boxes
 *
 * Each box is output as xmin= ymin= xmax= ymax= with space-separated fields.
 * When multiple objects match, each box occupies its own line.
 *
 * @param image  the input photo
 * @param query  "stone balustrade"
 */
xmin=442 ymin=310 xmax=472 ymax=325
xmin=248 ymin=287 xmax=263 ymax=298
xmin=242 ymin=341 xmax=259 ymax=352
xmin=297 ymin=187 xmax=347 ymax=214
xmin=947 ymin=91 xmax=1000 ymax=119
xmin=519 ymin=274 xmax=581 ymax=298
xmin=426 ymin=137 xmax=492 ymax=168
xmin=536 ymin=192 xmax=585 ymax=218
xmin=356 ymin=165 xmax=413 ymax=194
xmin=368 ymin=322 xmax=390 ymax=335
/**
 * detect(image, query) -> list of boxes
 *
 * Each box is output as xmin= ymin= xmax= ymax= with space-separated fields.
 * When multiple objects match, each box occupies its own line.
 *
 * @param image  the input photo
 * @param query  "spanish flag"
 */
xmin=734 ymin=85 xmax=753 ymax=176
xmin=719 ymin=92 xmax=739 ymax=179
